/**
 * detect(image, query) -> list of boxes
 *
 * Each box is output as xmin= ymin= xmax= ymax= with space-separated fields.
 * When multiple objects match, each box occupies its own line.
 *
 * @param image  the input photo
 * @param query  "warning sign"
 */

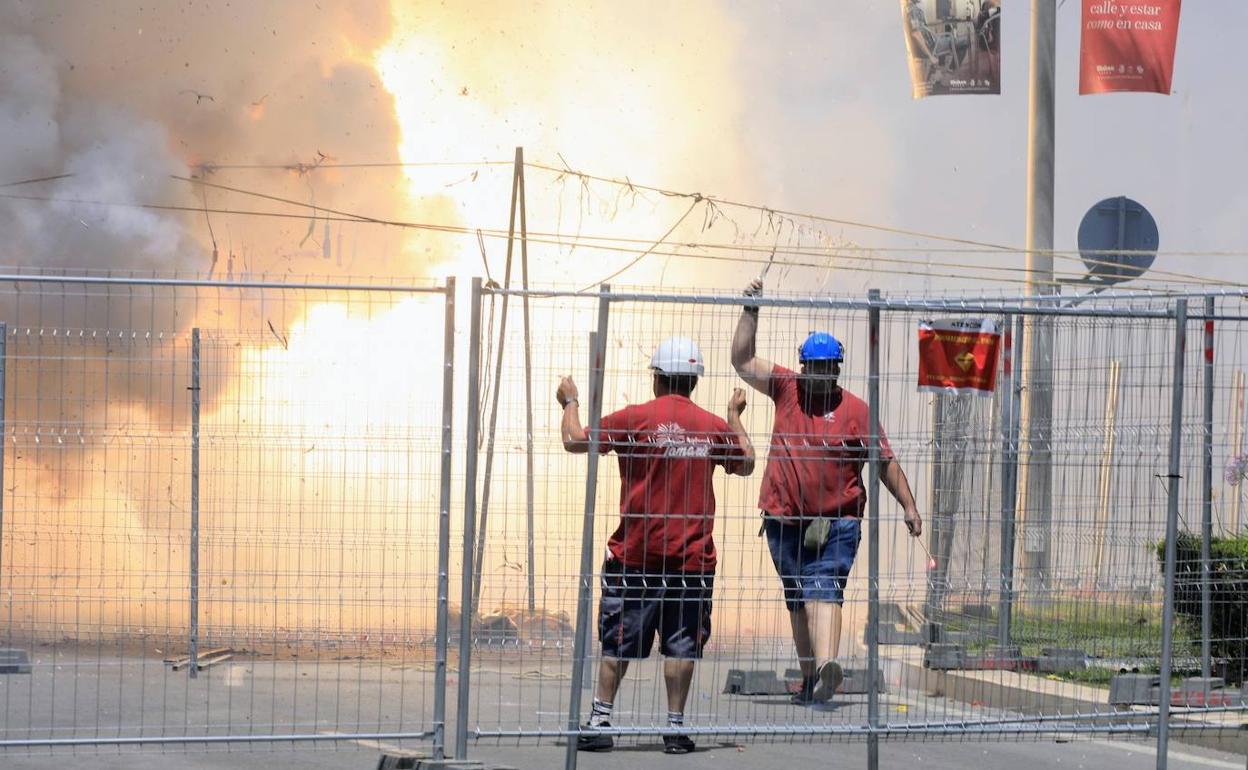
xmin=917 ymin=318 xmax=1002 ymax=396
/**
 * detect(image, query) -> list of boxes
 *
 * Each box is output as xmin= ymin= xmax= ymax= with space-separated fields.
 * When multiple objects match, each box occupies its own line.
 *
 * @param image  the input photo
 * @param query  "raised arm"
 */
xmin=732 ymin=279 xmax=774 ymax=394
xmin=557 ymin=375 xmax=589 ymax=453
xmin=725 ymin=387 xmax=756 ymax=476
xmin=880 ymin=457 xmax=922 ymax=537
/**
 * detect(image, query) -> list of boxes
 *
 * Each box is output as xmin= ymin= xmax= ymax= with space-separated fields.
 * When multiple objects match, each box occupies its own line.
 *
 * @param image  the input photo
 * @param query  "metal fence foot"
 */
xmin=0 ymin=649 xmax=31 ymax=675
xmin=376 ymin=753 xmax=495 ymax=770
xmin=377 ymin=754 xmax=495 ymax=770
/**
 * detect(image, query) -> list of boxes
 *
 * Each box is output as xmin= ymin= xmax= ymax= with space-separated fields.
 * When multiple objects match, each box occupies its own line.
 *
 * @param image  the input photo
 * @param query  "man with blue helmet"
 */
xmin=732 ymin=279 xmax=922 ymax=705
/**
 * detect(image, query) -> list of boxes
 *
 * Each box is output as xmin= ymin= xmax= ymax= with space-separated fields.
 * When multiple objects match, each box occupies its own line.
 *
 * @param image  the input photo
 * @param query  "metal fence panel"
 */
xmin=3 ymin=276 xmax=1246 ymax=767
xmin=462 ymin=286 xmax=1248 ymax=767
xmin=0 ymin=276 xmax=452 ymax=754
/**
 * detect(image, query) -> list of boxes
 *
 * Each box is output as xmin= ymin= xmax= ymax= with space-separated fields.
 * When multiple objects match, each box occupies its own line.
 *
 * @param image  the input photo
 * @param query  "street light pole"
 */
xmin=1020 ymin=0 xmax=1057 ymax=593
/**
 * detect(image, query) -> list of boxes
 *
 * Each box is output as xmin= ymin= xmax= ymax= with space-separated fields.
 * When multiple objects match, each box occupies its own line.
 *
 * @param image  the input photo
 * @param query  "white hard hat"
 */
xmin=649 ymin=336 xmax=704 ymax=377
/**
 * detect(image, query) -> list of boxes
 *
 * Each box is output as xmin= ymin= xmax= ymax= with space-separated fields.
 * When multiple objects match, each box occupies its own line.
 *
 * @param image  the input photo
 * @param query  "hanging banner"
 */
xmin=1079 ymin=0 xmax=1182 ymax=95
xmin=917 ymin=318 xmax=1002 ymax=396
xmin=900 ymin=0 xmax=1001 ymax=98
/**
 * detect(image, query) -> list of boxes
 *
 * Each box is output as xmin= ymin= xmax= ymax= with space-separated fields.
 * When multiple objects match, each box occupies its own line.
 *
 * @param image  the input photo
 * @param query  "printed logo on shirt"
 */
xmin=653 ymin=422 xmax=712 ymax=458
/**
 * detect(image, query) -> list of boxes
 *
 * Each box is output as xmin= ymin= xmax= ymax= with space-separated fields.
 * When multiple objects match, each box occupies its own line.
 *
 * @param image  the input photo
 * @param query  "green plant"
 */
xmin=939 ymin=597 xmax=1194 ymax=660
xmin=1156 ymin=531 xmax=1248 ymax=685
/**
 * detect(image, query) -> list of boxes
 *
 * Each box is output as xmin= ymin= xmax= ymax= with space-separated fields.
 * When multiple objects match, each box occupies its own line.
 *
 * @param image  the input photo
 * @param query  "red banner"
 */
xmin=1080 ymin=0 xmax=1182 ymax=95
xmin=917 ymin=319 xmax=1001 ymax=396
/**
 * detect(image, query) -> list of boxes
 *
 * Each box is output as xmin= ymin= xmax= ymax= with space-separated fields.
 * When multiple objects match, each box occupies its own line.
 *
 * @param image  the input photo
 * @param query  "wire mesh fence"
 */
xmin=0 ymin=275 xmax=454 ymax=755
xmin=458 ymin=282 xmax=1246 ymax=767
xmin=0 ymin=274 xmax=1245 ymax=768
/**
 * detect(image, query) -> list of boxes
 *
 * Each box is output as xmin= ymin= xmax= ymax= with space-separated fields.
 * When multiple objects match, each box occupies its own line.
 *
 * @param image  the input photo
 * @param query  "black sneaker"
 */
xmin=576 ymin=722 xmax=614 ymax=752
xmin=811 ymin=660 xmax=844 ymax=704
xmin=662 ymin=733 xmax=696 ymax=754
xmin=791 ymin=675 xmax=817 ymax=705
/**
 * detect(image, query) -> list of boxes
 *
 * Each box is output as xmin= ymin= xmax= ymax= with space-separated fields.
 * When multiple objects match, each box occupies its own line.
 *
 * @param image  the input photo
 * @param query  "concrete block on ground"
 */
xmin=878 ymin=602 xmax=908 ymax=625
xmin=412 ymin=761 xmax=489 ymax=770
xmin=376 ymin=750 xmax=492 ymax=769
xmin=722 ymin=669 xmax=790 ymax=695
xmin=878 ymin=625 xmax=924 ymax=646
xmin=959 ymin=603 xmax=995 ymax=620
xmin=1171 ymin=677 xmax=1241 ymax=707
xmin=971 ymin=653 xmax=1038 ymax=672
xmin=984 ymin=645 xmax=1021 ymax=663
xmin=377 ymin=752 xmax=423 ymax=770
xmin=1108 ymin=673 xmax=1159 ymax=705
xmin=839 ymin=667 xmax=886 ymax=694
xmin=0 ymin=649 xmax=31 ymax=675
xmin=1038 ymin=648 xmax=1086 ymax=673
xmin=923 ymin=644 xmax=965 ymax=670
xmin=944 ymin=631 xmax=988 ymax=646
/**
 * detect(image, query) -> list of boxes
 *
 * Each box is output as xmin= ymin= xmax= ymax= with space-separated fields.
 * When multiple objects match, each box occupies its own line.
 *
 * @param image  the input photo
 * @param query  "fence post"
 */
xmin=923 ymin=392 xmax=944 ymax=638
xmin=564 ymin=287 xmax=611 ymax=770
xmin=997 ymin=314 xmax=1019 ymax=652
xmin=866 ymin=289 xmax=881 ymax=770
xmin=455 ymin=278 xmax=483 ymax=760
xmin=432 ymin=278 xmax=456 ymax=760
xmin=1200 ymin=296 xmax=1214 ymax=681
xmin=1157 ymin=298 xmax=1187 ymax=770
xmin=1233 ymin=371 xmax=1245 ymax=533
xmin=0 ymin=324 xmax=6 ymax=618
xmin=189 ymin=327 xmax=201 ymax=680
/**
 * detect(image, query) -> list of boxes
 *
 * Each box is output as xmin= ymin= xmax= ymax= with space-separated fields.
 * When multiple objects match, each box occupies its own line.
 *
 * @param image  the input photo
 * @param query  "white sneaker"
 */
xmin=811 ymin=660 xmax=843 ymax=704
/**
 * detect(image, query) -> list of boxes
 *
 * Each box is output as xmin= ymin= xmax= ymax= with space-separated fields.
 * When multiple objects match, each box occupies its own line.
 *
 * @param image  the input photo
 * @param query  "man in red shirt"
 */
xmin=558 ymin=336 xmax=755 ymax=754
xmin=732 ymin=279 xmax=922 ymax=705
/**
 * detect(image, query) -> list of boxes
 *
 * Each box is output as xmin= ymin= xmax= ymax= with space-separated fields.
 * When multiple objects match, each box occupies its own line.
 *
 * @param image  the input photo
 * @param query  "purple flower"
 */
xmin=1227 ymin=454 xmax=1248 ymax=486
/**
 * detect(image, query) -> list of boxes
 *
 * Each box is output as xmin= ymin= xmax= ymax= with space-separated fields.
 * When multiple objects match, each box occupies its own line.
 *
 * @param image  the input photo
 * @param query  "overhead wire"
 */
xmin=186 ymin=162 xmax=1240 ymax=287
xmin=0 ymin=174 xmax=76 ymax=188
xmin=0 ymin=188 xmax=1052 ymax=287
xmin=184 ymin=155 xmax=1248 ymax=259
xmin=170 ymin=175 xmax=1228 ymax=288
xmin=523 ymin=160 xmax=1235 ymax=287
xmin=179 ymin=174 xmax=1232 ymax=289
xmin=524 ymin=160 xmax=1022 ymax=251
xmin=1 ymin=186 xmax=1075 ymax=287
xmin=193 ymin=160 xmax=512 ymax=172
xmin=0 ymin=188 xmax=1220 ymax=291
xmin=576 ymin=199 xmax=701 ymax=291
xmin=4 ymin=162 xmax=1235 ymax=289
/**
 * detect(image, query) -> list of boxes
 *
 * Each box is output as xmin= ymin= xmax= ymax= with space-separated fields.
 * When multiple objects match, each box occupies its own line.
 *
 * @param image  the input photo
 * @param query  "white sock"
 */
xmin=589 ymin=698 xmax=613 ymax=727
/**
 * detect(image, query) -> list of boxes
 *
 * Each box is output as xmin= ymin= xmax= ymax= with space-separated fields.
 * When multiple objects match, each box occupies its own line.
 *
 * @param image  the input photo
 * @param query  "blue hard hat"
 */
xmin=799 ymin=332 xmax=844 ymax=363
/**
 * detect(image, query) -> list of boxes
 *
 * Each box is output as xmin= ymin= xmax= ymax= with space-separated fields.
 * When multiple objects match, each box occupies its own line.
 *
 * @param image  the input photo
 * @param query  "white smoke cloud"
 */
xmin=0 ymin=31 xmax=205 ymax=273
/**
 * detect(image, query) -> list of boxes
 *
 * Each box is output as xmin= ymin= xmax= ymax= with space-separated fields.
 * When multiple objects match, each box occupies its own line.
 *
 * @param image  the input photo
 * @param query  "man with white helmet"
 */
xmin=732 ymin=279 xmax=922 ymax=705
xmin=558 ymin=336 xmax=755 ymax=754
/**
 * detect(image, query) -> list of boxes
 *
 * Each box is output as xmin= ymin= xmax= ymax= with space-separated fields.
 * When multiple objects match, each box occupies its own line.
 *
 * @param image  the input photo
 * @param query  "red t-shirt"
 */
xmin=596 ymin=395 xmax=746 ymax=573
xmin=757 ymin=365 xmax=894 ymax=519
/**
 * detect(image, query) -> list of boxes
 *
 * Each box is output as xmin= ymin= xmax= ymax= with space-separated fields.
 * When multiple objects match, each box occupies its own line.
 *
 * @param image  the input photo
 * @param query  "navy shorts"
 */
xmin=597 ymin=559 xmax=714 ymax=660
xmin=763 ymin=516 xmax=861 ymax=610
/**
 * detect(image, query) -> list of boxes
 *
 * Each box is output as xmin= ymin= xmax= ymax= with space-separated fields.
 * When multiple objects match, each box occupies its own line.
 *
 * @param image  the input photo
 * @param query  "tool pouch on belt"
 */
xmin=802 ymin=517 xmax=832 ymax=551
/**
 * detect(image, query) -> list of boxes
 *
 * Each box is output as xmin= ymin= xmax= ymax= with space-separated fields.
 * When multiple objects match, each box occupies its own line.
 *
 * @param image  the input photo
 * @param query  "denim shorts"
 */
xmin=763 ymin=516 xmax=861 ymax=610
xmin=597 ymin=559 xmax=714 ymax=660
